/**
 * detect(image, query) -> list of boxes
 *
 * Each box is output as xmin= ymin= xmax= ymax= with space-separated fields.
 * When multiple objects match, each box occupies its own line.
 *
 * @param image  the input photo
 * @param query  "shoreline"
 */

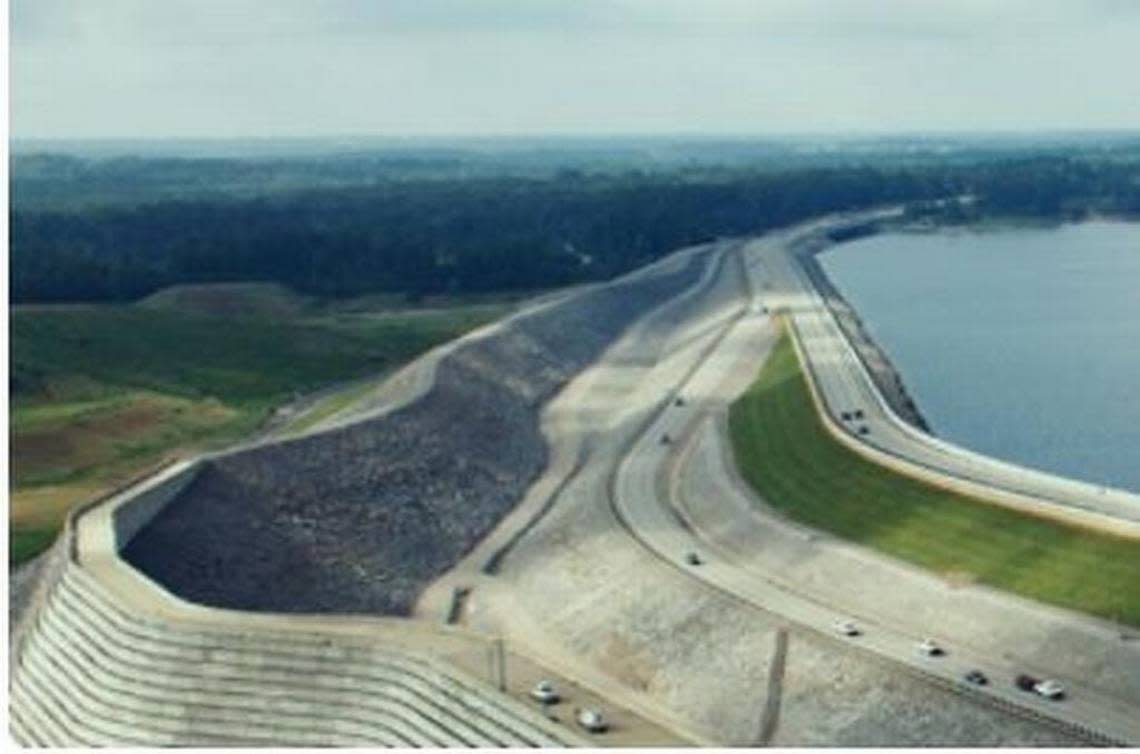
xmin=798 ymin=216 xmax=1140 ymax=499
xmin=789 ymin=223 xmax=933 ymax=433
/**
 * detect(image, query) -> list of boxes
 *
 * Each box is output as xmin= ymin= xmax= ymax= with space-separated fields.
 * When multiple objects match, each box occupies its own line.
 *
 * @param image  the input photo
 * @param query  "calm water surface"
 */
xmin=820 ymin=221 xmax=1140 ymax=493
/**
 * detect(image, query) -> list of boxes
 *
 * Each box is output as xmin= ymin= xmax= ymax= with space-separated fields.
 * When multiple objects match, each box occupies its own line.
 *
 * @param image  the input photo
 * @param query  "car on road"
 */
xmin=834 ymin=619 xmax=860 ymax=637
xmin=853 ymin=409 xmax=865 ymax=420
xmin=576 ymin=707 xmax=608 ymax=733
xmin=674 ymin=396 xmax=685 ymax=407
xmin=660 ymin=433 xmax=672 ymax=445
xmin=857 ymin=425 xmax=870 ymax=436
xmin=916 ymin=638 xmax=944 ymax=657
xmin=840 ymin=411 xmax=852 ymax=421
xmin=530 ymin=680 xmax=560 ymax=705
xmin=1033 ymin=679 xmax=1065 ymax=700
xmin=685 ymin=552 xmax=703 ymax=566
xmin=963 ymin=670 xmax=988 ymax=686
xmin=1015 ymin=673 xmax=1039 ymax=692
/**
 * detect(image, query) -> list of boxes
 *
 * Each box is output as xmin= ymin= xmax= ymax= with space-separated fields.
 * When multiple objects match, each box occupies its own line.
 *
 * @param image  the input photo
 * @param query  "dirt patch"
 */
xmin=12 ymin=392 xmax=239 ymax=487
xmin=11 ymin=431 xmax=80 ymax=472
xmin=10 ymin=484 xmax=104 ymax=529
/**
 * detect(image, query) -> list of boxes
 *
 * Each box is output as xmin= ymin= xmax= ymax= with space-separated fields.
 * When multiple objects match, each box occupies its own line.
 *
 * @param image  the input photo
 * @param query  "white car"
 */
xmin=576 ymin=707 xmax=608 ymax=733
xmin=530 ymin=680 xmax=560 ymax=704
xmin=1033 ymin=679 xmax=1065 ymax=700
xmin=917 ymin=638 xmax=944 ymax=657
xmin=834 ymin=619 xmax=860 ymax=637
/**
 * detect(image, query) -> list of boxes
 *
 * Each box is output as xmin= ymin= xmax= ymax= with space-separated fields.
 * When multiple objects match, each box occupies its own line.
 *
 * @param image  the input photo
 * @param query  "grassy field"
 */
xmin=728 ymin=330 xmax=1140 ymax=627
xmin=10 ymin=286 xmax=511 ymax=565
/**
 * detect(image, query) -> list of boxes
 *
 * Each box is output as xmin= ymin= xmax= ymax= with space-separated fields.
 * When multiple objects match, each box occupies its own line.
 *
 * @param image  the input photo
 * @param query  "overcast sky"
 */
xmin=11 ymin=0 xmax=1140 ymax=140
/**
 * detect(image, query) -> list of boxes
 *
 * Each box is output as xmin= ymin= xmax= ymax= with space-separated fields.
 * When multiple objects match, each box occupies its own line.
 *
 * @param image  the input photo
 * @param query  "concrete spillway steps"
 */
xmin=10 ymin=564 xmax=578 ymax=747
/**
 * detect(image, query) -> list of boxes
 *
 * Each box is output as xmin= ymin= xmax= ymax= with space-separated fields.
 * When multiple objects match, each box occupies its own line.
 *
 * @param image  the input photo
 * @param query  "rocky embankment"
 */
xmin=124 ymin=250 xmax=711 ymax=615
xmin=792 ymin=227 xmax=931 ymax=432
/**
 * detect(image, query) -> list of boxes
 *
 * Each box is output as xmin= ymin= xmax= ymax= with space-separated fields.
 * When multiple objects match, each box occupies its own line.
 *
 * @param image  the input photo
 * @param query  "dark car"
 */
xmin=857 ymin=425 xmax=870 ymax=436
xmin=674 ymin=396 xmax=685 ymax=407
xmin=963 ymin=670 xmax=988 ymax=686
xmin=1015 ymin=674 xmax=1040 ymax=692
xmin=840 ymin=411 xmax=852 ymax=421
xmin=660 ymin=433 xmax=672 ymax=445
xmin=854 ymin=409 xmax=865 ymax=420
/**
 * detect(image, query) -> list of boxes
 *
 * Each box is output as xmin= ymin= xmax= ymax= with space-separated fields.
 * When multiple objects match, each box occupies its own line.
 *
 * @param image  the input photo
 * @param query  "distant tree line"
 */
xmin=10 ymin=154 xmax=1140 ymax=304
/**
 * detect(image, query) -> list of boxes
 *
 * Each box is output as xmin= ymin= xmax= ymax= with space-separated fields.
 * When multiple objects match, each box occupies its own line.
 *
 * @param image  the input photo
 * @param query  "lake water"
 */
xmin=819 ymin=221 xmax=1140 ymax=494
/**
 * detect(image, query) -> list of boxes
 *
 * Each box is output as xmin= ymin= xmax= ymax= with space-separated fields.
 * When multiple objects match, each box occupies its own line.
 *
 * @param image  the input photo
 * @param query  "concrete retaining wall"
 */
xmin=110 ymin=462 xmax=201 ymax=550
xmin=9 ymin=558 xmax=581 ymax=746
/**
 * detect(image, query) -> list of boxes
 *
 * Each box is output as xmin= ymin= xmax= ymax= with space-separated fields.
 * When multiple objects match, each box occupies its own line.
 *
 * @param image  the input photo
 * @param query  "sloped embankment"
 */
xmin=123 ymin=250 xmax=710 ymax=615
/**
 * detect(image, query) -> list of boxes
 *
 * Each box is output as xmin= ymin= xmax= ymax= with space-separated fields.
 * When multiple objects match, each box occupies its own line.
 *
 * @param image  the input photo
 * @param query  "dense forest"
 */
xmin=11 ymin=139 xmax=1140 ymax=304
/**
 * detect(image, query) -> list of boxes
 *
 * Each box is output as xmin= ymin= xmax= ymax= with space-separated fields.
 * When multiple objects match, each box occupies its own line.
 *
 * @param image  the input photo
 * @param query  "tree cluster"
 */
xmin=11 ymin=155 xmax=1140 ymax=304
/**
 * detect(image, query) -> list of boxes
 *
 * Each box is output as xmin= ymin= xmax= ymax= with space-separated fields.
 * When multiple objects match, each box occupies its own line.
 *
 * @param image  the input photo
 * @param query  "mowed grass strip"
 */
xmin=728 ymin=331 xmax=1140 ymax=627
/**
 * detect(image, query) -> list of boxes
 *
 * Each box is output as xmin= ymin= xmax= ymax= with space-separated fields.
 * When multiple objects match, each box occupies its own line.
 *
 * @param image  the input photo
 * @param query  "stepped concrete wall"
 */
xmin=111 ymin=463 xmax=201 ymax=548
xmin=10 ymin=559 xmax=580 ymax=746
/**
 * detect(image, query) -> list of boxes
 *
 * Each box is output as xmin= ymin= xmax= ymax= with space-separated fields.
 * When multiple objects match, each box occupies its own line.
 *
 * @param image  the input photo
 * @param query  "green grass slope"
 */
xmin=136 ymin=282 xmax=309 ymax=319
xmin=10 ymin=292 xmax=509 ymax=565
xmin=728 ymin=330 xmax=1140 ymax=627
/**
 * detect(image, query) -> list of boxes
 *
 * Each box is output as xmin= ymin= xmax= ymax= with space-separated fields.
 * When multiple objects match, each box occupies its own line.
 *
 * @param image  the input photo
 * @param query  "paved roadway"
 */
xmin=606 ymin=219 xmax=1140 ymax=744
xmin=416 ymin=215 xmax=1138 ymax=743
xmin=416 ymin=240 xmax=737 ymax=744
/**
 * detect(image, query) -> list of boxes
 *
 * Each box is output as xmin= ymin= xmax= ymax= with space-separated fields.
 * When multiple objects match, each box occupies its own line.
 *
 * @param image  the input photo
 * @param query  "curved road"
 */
xmin=605 ymin=218 xmax=1140 ymax=743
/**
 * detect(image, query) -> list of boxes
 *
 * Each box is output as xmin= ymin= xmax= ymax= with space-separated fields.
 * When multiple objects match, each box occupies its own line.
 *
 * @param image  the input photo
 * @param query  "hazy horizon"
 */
xmin=14 ymin=130 xmax=1140 ymax=162
xmin=14 ymin=127 xmax=1140 ymax=143
xmin=12 ymin=1 xmax=1140 ymax=141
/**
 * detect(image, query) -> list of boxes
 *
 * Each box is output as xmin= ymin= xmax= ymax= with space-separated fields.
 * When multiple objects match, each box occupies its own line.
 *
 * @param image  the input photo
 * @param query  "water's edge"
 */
xmin=791 ymin=224 xmax=932 ymax=433
xmin=809 ymin=219 xmax=1140 ymax=494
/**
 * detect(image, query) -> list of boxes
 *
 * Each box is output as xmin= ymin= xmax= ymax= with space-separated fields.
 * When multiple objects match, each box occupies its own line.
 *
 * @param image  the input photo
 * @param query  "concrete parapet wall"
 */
xmin=110 ymin=462 xmax=201 ymax=551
